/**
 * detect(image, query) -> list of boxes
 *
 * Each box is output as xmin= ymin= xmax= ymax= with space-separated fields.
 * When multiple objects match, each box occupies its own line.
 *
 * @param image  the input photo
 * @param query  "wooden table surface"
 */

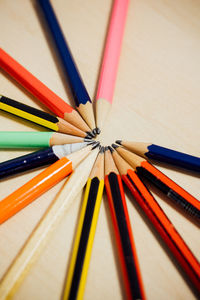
xmin=0 ymin=0 xmax=200 ymax=299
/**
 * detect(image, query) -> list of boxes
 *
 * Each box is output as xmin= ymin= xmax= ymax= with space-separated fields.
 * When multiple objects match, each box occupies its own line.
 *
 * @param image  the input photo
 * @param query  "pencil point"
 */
xmin=112 ymin=143 xmax=119 ymax=149
xmin=108 ymin=146 xmax=114 ymax=153
xmin=92 ymin=128 xmax=97 ymax=136
xmin=104 ymin=146 xmax=109 ymax=151
xmin=85 ymin=132 xmax=93 ymax=139
xmin=96 ymin=127 xmax=101 ymax=135
xmin=116 ymin=140 xmax=122 ymax=145
xmin=86 ymin=140 xmax=96 ymax=145
xmin=100 ymin=146 xmax=105 ymax=153
xmin=92 ymin=142 xmax=100 ymax=150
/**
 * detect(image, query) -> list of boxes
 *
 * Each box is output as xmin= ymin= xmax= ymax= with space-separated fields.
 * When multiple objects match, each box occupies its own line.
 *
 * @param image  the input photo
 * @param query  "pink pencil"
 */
xmin=95 ymin=0 xmax=129 ymax=133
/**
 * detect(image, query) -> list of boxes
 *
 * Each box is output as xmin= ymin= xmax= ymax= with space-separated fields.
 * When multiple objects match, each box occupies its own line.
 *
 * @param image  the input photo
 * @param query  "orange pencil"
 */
xmin=0 ymin=48 xmax=93 ymax=136
xmin=0 ymin=144 xmax=98 ymax=224
xmin=113 ymin=145 xmax=200 ymax=219
xmin=111 ymin=148 xmax=200 ymax=293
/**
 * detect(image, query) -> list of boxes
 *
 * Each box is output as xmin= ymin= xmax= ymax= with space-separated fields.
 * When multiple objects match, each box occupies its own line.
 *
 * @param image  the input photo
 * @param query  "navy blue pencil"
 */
xmin=38 ymin=0 xmax=97 ymax=134
xmin=0 ymin=142 xmax=89 ymax=180
xmin=116 ymin=140 xmax=200 ymax=173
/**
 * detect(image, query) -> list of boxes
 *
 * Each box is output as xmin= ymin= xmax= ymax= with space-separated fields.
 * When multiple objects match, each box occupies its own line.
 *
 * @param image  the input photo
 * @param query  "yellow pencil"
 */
xmin=63 ymin=147 xmax=104 ymax=300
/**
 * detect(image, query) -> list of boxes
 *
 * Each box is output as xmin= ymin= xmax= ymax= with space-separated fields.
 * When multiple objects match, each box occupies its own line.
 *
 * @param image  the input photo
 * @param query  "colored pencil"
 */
xmin=38 ymin=0 xmax=96 ymax=134
xmin=111 ymin=148 xmax=200 ymax=292
xmin=104 ymin=148 xmax=146 ymax=300
xmin=0 ymin=48 xmax=92 ymax=134
xmin=63 ymin=147 xmax=104 ymax=300
xmin=116 ymin=140 xmax=200 ymax=173
xmin=0 ymin=144 xmax=98 ymax=224
xmin=113 ymin=145 xmax=200 ymax=219
xmin=0 ymin=149 xmax=98 ymax=300
xmin=0 ymin=142 xmax=92 ymax=179
xmin=95 ymin=0 xmax=129 ymax=132
xmin=0 ymin=131 xmax=90 ymax=148
xmin=0 ymin=94 xmax=85 ymax=135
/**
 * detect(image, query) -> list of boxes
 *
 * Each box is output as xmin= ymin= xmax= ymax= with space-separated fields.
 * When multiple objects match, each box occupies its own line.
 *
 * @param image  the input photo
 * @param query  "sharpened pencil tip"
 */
xmin=92 ymin=128 xmax=97 ymax=136
xmin=112 ymin=143 xmax=119 ymax=149
xmin=108 ymin=146 xmax=114 ymax=153
xmin=115 ymin=140 xmax=122 ymax=145
xmin=92 ymin=141 xmax=100 ymax=150
xmin=86 ymin=140 xmax=96 ymax=145
xmin=100 ymin=146 xmax=105 ymax=153
xmin=96 ymin=127 xmax=101 ymax=135
xmin=104 ymin=146 xmax=109 ymax=151
xmin=85 ymin=132 xmax=93 ymax=139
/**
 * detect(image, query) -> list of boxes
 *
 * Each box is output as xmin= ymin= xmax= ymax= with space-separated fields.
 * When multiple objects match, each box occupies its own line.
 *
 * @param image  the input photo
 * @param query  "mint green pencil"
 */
xmin=0 ymin=132 xmax=90 ymax=148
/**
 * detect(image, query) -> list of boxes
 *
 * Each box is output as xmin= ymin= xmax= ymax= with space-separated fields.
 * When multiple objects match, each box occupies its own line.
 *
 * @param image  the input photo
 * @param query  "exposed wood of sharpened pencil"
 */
xmin=111 ymin=148 xmax=200 ymax=293
xmin=38 ymin=0 xmax=96 ymax=133
xmin=0 ymin=145 xmax=95 ymax=224
xmin=0 ymin=94 xmax=83 ymax=135
xmin=64 ymin=147 xmax=104 ymax=300
xmin=0 ymin=149 xmax=98 ymax=300
xmin=0 ymin=142 xmax=89 ymax=180
xmin=114 ymin=145 xmax=200 ymax=219
xmin=0 ymin=131 xmax=88 ymax=148
xmin=104 ymin=148 xmax=146 ymax=300
xmin=95 ymin=0 xmax=129 ymax=132
xmin=0 ymin=48 xmax=91 ymax=133
xmin=116 ymin=140 xmax=200 ymax=173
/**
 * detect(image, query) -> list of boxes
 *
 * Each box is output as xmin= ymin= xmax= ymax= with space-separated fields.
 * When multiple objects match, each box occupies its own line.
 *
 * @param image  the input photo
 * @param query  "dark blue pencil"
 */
xmin=116 ymin=141 xmax=200 ymax=173
xmin=0 ymin=142 xmax=88 ymax=180
xmin=38 ymin=0 xmax=97 ymax=134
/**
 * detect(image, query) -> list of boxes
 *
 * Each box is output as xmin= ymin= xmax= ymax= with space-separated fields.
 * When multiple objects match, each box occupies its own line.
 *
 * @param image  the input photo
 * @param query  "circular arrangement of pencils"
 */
xmin=0 ymin=1 xmax=200 ymax=300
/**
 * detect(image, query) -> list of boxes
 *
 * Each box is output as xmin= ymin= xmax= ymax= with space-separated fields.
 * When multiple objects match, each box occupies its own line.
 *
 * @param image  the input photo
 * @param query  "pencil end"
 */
xmin=108 ymin=146 xmax=114 ymax=153
xmin=112 ymin=143 xmax=119 ymax=149
xmin=95 ymin=127 xmax=101 ymax=135
xmin=115 ymin=140 xmax=122 ymax=145
xmin=92 ymin=141 xmax=100 ymax=150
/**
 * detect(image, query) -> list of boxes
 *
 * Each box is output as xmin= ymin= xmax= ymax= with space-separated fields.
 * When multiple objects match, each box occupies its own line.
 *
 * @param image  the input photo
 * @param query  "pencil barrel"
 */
xmin=0 ymin=131 xmax=53 ymax=148
xmin=0 ymin=147 xmax=57 ymax=179
xmin=0 ymin=95 xmax=59 ymax=131
xmin=0 ymin=157 xmax=72 ymax=224
xmin=38 ymin=0 xmax=91 ymax=107
xmin=147 ymin=144 xmax=200 ymax=172
xmin=64 ymin=177 xmax=104 ymax=300
xmin=123 ymin=170 xmax=200 ymax=292
xmin=105 ymin=172 xmax=145 ymax=300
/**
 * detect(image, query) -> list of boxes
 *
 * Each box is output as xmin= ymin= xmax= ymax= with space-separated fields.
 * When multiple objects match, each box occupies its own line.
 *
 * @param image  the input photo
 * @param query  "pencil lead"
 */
xmin=85 ymin=132 xmax=93 ymax=139
xmin=84 ymin=138 xmax=93 ymax=142
xmin=86 ymin=140 xmax=96 ymax=145
xmin=92 ymin=142 xmax=100 ymax=150
xmin=112 ymin=143 xmax=119 ymax=149
xmin=96 ymin=127 xmax=101 ymax=135
xmin=115 ymin=140 xmax=122 ymax=145
xmin=104 ymin=146 xmax=109 ymax=151
xmin=100 ymin=146 xmax=105 ymax=153
xmin=108 ymin=146 xmax=114 ymax=153
xmin=92 ymin=128 xmax=97 ymax=136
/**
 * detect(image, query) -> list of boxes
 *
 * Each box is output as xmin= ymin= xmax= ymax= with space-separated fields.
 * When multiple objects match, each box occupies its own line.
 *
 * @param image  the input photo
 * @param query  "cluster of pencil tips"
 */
xmin=0 ymin=0 xmax=199 ymax=299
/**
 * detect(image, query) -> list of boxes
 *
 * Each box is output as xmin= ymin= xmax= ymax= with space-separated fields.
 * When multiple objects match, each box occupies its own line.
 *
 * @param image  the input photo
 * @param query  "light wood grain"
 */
xmin=0 ymin=0 xmax=200 ymax=299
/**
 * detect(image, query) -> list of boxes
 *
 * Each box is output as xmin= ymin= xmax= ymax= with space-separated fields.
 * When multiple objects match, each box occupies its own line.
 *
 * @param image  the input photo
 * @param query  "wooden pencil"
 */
xmin=0 ymin=149 xmax=98 ymax=300
xmin=63 ymin=147 xmax=104 ymax=300
xmin=113 ymin=144 xmax=200 ymax=219
xmin=95 ymin=0 xmax=129 ymax=132
xmin=38 ymin=0 xmax=96 ymax=134
xmin=0 ymin=141 xmax=92 ymax=179
xmin=116 ymin=140 xmax=200 ymax=172
xmin=0 ymin=94 xmax=85 ymax=135
xmin=0 ymin=131 xmax=91 ymax=148
xmin=104 ymin=148 xmax=146 ymax=300
xmin=0 ymin=144 xmax=97 ymax=224
xmin=111 ymin=148 xmax=200 ymax=293
xmin=0 ymin=48 xmax=92 ymax=134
